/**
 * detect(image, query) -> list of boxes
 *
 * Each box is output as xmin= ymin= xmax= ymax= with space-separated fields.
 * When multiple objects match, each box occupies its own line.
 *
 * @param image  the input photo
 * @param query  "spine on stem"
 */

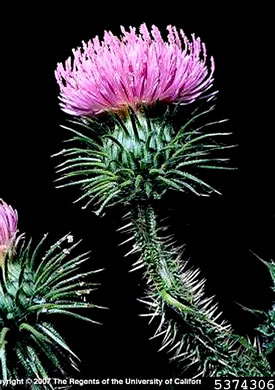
xmin=122 ymin=203 xmax=272 ymax=377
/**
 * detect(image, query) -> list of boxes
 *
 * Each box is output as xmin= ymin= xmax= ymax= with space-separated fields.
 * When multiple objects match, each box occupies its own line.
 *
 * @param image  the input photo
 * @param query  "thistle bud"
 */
xmin=0 ymin=199 xmax=18 ymax=265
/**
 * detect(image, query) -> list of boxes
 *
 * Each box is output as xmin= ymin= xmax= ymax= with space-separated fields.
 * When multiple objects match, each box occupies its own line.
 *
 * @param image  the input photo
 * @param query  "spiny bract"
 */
xmin=0 ymin=233 xmax=102 ymax=389
xmin=55 ymin=100 xmax=234 ymax=216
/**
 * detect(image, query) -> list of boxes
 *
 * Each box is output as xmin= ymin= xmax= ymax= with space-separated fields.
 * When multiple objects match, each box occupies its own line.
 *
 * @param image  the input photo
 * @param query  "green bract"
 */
xmin=55 ymin=101 xmax=234 ymax=215
xmin=0 ymin=234 xmax=101 ymax=389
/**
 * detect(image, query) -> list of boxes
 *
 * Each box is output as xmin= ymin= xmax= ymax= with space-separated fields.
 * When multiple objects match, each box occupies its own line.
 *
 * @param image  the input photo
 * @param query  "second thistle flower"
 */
xmin=0 ymin=200 xmax=19 ymax=265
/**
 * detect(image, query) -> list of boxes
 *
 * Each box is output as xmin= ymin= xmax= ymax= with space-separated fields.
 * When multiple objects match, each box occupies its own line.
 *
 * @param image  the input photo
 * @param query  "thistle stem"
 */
xmin=127 ymin=202 xmax=272 ymax=377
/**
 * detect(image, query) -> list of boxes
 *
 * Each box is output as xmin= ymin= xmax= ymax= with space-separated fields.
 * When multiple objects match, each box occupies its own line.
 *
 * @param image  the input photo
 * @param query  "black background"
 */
xmin=1 ymin=3 xmax=274 ymax=385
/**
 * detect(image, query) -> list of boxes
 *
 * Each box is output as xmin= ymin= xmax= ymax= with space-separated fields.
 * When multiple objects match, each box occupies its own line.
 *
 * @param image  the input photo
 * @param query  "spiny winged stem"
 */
xmin=241 ymin=254 xmax=275 ymax=358
xmin=124 ymin=203 xmax=273 ymax=377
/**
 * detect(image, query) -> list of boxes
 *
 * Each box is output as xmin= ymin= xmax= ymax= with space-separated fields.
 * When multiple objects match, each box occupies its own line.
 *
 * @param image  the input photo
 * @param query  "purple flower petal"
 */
xmin=55 ymin=24 xmax=215 ymax=116
xmin=0 ymin=199 xmax=18 ymax=262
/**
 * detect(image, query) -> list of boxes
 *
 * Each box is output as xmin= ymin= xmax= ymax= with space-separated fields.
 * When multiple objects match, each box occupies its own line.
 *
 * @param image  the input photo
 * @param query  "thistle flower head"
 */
xmin=55 ymin=23 xmax=215 ymax=116
xmin=0 ymin=199 xmax=18 ymax=264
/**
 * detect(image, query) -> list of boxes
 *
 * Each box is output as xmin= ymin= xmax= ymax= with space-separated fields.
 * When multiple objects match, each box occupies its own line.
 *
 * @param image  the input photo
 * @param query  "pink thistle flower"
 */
xmin=55 ymin=24 xmax=215 ymax=117
xmin=0 ymin=199 xmax=19 ymax=265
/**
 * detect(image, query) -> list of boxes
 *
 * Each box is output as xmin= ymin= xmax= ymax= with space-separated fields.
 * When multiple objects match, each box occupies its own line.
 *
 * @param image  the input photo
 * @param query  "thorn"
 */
xmin=137 ymin=299 xmax=157 ymax=307
xmin=158 ymin=337 xmax=173 ymax=351
xmin=118 ymin=236 xmax=135 ymax=246
xmin=117 ymin=222 xmax=133 ymax=232
xmin=125 ymin=246 xmax=139 ymax=257
xmin=129 ymin=263 xmax=144 ymax=272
